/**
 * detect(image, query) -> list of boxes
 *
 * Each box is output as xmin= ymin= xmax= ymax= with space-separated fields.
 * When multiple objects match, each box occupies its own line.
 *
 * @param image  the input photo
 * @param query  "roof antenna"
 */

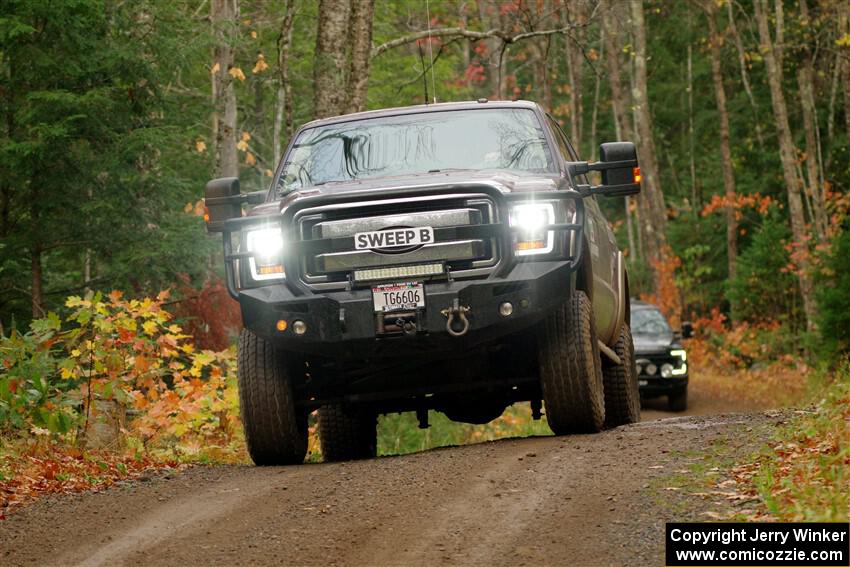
xmin=426 ymin=0 xmax=438 ymax=103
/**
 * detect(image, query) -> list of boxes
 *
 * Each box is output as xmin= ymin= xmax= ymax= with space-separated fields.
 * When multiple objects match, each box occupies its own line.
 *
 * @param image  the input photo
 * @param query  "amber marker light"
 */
xmin=203 ymin=204 xmax=210 ymax=223
xmin=276 ymin=320 xmax=288 ymax=332
xmin=633 ymin=167 xmax=642 ymax=183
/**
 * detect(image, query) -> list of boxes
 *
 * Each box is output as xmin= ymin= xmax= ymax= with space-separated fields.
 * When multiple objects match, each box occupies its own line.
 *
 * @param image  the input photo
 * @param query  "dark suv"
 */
xmin=205 ymin=100 xmax=644 ymax=464
xmin=630 ymin=300 xmax=691 ymax=411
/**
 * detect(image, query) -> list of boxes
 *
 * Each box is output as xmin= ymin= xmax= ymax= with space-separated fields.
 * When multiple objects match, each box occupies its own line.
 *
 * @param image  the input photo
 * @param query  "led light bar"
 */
xmin=354 ymin=263 xmax=444 ymax=282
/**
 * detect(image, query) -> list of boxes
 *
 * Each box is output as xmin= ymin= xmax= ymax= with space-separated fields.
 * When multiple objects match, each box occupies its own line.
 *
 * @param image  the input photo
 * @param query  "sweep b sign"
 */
xmin=355 ymin=227 xmax=434 ymax=253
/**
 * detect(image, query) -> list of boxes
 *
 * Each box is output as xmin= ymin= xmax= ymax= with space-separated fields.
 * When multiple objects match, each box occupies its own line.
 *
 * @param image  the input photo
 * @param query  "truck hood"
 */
xmin=632 ymin=333 xmax=678 ymax=355
xmin=248 ymin=170 xmax=565 ymax=217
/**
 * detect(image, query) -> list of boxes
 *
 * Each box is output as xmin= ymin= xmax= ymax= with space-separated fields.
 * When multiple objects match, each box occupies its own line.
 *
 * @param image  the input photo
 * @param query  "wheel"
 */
xmin=318 ymin=404 xmax=377 ymax=462
xmin=668 ymin=386 xmax=688 ymax=412
xmin=602 ymin=324 xmax=641 ymax=427
xmin=238 ymin=328 xmax=308 ymax=465
xmin=537 ymin=290 xmax=605 ymax=434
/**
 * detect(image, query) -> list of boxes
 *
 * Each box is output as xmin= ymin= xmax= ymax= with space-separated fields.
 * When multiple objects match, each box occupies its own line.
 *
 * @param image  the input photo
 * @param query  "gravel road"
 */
xmin=0 ymin=401 xmax=775 ymax=567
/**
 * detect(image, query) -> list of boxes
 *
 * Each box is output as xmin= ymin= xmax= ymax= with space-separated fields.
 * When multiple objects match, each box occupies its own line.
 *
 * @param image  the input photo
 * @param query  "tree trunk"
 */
xmin=562 ymin=2 xmax=585 ymax=146
xmin=274 ymin=0 xmax=295 ymax=161
xmin=705 ymin=2 xmax=738 ymax=281
xmin=212 ymin=0 xmax=239 ymax=178
xmin=630 ymin=0 xmax=669 ymax=294
xmin=601 ymin=0 xmax=633 ymax=142
xmin=589 ymin=37 xmax=602 ymax=160
xmin=725 ymin=0 xmax=763 ymax=143
xmin=478 ymin=0 xmax=503 ymax=100
xmin=31 ymin=244 xmax=44 ymax=318
xmin=753 ymin=0 xmax=817 ymax=330
xmin=797 ymin=0 xmax=827 ymax=242
xmin=687 ymin=40 xmax=697 ymax=207
xmin=314 ymin=0 xmax=351 ymax=119
xmin=838 ymin=2 xmax=850 ymax=142
xmin=346 ymin=0 xmax=375 ymax=114
xmin=797 ymin=64 xmax=828 ymax=242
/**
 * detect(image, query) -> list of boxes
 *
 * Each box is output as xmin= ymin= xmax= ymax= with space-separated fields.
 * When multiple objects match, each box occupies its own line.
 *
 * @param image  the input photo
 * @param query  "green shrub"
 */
xmin=727 ymin=215 xmax=798 ymax=323
xmin=817 ymin=221 xmax=850 ymax=356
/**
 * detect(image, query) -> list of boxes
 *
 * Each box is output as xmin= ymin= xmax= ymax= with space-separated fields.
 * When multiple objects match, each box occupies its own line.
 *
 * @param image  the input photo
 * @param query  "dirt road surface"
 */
xmin=0 ymin=400 xmax=776 ymax=567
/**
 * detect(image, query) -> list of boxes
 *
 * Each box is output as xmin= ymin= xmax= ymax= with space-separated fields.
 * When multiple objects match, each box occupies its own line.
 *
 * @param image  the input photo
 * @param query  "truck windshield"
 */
xmin=631 ymin=309 xmax=672 ymax=335
xmin=275 ymin=108 xmax=555 ymax=194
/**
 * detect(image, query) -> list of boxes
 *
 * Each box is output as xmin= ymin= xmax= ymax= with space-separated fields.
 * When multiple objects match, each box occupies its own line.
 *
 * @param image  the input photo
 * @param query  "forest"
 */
xmin=2 ymin=0 xmax=849 ymax=350
xmin=0 ymin=0 xmax=849 ymax=523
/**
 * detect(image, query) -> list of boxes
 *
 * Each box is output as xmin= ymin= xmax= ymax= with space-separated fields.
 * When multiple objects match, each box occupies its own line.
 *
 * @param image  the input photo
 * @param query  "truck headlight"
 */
xmin=509 ymin=203 xmax=555 ymax=256
xmin=246 ymin=228 xmax=285 ymax=280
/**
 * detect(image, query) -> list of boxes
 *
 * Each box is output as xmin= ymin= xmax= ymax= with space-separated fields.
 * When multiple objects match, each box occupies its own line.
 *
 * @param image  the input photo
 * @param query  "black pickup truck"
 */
xmin=204 ymin=100 xmax=643 ymax=465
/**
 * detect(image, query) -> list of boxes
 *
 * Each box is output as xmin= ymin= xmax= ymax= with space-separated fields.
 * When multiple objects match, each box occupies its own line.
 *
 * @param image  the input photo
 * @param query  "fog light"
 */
xmin=660 ymin=363 xmax=674 ymax=378
xmin=276 ymin=320 xmax=288 ymax=332
xmin=292 ymin=320 xmax=307 ymax=335
xmin=499 ymin=302 xmax=514 ymax=317
xmin=645 ymin=363 xmax=658 ymax=376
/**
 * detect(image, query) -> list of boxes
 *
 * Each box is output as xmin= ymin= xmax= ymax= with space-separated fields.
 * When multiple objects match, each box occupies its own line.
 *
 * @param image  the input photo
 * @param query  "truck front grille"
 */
xmin=294 ymin=193 xmax=500 ymax=290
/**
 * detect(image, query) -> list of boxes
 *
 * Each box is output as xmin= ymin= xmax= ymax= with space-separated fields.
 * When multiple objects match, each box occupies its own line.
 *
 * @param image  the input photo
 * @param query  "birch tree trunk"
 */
xmin=346 ymin=0 xmax=375 ymax=114
xmin=314 ymin=0 xmax=351 ymax=119
xmin=705 ymin=2 xmax=737 ymax=280
xmin=753 ymin=0 xmax=817 ymax=330
xmin=212 ymin=0 xmax=239 ymax=178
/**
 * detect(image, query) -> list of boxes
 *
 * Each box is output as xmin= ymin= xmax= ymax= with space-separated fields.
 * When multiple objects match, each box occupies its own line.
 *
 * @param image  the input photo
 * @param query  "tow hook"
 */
xmin=441 ymin=299 xmax=471 ymax=337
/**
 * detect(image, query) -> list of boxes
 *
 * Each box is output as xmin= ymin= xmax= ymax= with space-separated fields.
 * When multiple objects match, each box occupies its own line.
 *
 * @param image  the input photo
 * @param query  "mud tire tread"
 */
xmin=238 ymin=328 xmax=307 ymax=466
xmin=318 ymin=405 xmax=377 ymax=462
xmin=538 ymin=290 xmax=605 ymax=434
xmin=668 ymin=387 xmax=688 ymax=412
xmin=602 ymin=324 xmax=641 ymax=428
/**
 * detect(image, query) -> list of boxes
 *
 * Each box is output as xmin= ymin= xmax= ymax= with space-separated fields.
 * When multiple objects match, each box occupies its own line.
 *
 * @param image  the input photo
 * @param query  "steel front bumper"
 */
xmin=239 ymin=259 xmax=575 ymax=357
xmin=638 ymin=375 xmax=688 ymax=396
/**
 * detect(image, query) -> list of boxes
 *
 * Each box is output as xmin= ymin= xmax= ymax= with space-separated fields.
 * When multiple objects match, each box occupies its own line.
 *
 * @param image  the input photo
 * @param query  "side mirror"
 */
xmin=681 ymin=321 xmax=694 ymax=339
xmin=588 ymin=142 xmax=641 ymax=197
xmin=203 ymin=177 xmax=266 ymax=232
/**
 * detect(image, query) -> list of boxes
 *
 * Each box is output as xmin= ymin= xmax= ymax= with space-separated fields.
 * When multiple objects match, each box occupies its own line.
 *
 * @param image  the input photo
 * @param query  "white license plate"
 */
xmin=355 ymin=227 xmax=434 ymax=250
xmin=372 ymin=282 xmax=425 ymax=312
xmin=639 ymin=380 xmax=648 ymax=387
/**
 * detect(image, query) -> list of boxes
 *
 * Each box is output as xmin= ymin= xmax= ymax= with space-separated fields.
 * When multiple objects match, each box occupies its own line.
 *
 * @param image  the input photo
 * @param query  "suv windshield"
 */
xmin=275 ymin=108 xmax=555 ymax=194
xmin=631 ymin=308 xmax=672 ymax=335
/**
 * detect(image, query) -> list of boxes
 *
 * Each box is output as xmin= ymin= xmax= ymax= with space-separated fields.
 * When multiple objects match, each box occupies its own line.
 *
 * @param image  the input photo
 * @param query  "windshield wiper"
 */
xmin=426 ymin=168 xmax=475 ymax=173
xmin=314 ymin=179 xmax=356 ymax=186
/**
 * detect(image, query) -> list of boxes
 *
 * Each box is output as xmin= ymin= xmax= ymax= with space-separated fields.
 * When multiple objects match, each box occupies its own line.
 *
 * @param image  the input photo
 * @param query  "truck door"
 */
xmin=545 ymin=117 xmax=619 ymax=344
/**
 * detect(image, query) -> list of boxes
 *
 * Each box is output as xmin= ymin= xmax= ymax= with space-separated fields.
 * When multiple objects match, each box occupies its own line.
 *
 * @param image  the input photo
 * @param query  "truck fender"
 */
xmin=612 ymin=252 xmax=627 ymax=345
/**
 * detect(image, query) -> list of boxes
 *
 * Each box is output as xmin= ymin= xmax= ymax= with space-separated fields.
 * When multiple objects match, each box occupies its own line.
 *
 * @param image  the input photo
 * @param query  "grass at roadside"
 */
xmin=378 ymin=403 xmax=553 ymax=456
xmin=672 ymin=363 xmax=849 ymax=522
xmin=743 ymin=364 xmax=849 ymax=521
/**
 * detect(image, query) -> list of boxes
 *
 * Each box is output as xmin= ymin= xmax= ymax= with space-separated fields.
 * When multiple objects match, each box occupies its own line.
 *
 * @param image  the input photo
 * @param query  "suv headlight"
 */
xmin=246 ymin=228 xmax=285 ymax=280
xmin=509 ymin=203 xmax=555 ymax=256
xmin=670 ymin=349 xmax=687 ymax=376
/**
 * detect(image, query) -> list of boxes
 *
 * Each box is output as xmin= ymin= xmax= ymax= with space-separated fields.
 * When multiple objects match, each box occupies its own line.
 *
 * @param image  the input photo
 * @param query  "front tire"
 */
xmin=668 ymin=386 xmax=688 ymax=412
xmin=318 ymin=404 xmax=378 ymax=462
xmin=602 ymin=324 xmax=641 ymax=427
xmin=238 ymin=328 xmax=308 ymax=466
xmin=538 ymin=290 xmax=605 ymax=434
